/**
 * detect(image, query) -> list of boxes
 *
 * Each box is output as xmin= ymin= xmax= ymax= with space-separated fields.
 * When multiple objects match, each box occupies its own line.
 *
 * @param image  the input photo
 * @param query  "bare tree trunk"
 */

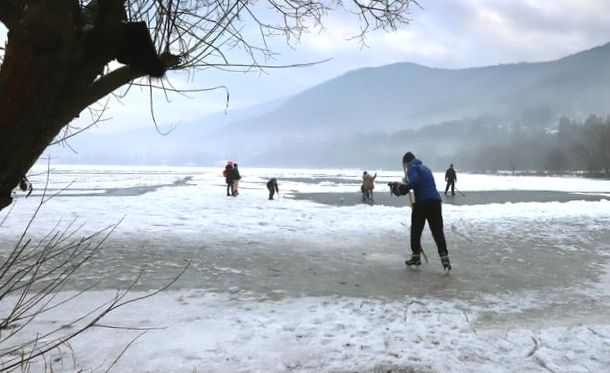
xmin=0 ymin=0 xmax=149 ymax=211
xmin=0 ymin=1 xmax=81 ymax=209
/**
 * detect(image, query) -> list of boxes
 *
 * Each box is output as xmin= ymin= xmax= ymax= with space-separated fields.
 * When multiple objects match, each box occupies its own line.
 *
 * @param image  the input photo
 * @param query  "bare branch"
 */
xmin=50 ymin=99 xmax=112 ymax=148
xmin=0 ymin=164 xmax=188 ymax=371
xmin=83 ymin=66 xmax=149 ymax=111
xmin=104 ymin=330 xmax=149 ymax=373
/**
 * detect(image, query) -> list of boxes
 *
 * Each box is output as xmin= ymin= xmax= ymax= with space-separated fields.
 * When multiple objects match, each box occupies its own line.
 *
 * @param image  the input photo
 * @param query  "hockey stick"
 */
xmin=454 ymin=186 xmax=466 ymax=197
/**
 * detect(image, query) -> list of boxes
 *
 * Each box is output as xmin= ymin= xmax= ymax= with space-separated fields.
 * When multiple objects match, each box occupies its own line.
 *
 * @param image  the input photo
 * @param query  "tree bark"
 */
xmin=0 ymin=0 xmax=19 ymax=29
xmin=0 ymin=0 xmax=143 ymax=211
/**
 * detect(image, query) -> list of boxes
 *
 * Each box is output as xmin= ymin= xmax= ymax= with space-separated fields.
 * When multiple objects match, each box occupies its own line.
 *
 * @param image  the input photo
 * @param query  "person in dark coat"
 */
xmin=266 ymin=178 xmax=279 ymax=200
xmin=230 ymin=163 xmax=242 ymax=196
xmin=390 ymin=151 xmax=451 ymax=270
xmin=223 ymin=162 xmax=234 ymax=196
xmin=444 ymin=164 xmax=457 ymax=196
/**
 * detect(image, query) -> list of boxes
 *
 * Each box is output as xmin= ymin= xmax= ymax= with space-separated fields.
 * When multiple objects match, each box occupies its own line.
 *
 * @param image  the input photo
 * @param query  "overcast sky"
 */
xmin=5 ymin=1 xmax=610 ymax=133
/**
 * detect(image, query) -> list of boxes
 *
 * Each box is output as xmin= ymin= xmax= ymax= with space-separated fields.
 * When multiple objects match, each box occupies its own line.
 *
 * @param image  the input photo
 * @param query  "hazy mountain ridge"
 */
xmin=231 ymin=42 xmax=610 ymax=133
xmin=47 ymin=42 xmax=610 ymax=167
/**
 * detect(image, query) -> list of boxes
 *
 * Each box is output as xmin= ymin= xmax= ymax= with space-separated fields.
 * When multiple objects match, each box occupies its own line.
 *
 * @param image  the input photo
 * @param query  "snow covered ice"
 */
xmin=1 ymin=165 xmax=610 ymax=372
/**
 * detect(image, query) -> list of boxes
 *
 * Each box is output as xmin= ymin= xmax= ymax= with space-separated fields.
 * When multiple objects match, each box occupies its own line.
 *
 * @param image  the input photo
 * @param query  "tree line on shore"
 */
xmin=258 ymin=114 xmax=610 ymax=176
xmin=446 ymin=114 xmax=610 ymax=175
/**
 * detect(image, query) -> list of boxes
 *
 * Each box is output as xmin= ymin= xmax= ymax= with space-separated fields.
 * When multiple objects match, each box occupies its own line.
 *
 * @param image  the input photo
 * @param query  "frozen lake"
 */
xmin=1 ymin=165 xmax=609 ymax=372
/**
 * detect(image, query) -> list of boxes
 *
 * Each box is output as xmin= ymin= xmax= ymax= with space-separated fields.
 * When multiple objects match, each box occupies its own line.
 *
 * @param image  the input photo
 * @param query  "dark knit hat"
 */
xmin=403 ymin=152 xmax=415 ymax=164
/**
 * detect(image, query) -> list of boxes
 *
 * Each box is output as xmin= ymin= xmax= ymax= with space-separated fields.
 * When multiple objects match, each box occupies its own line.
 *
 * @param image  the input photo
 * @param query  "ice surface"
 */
xmin=0 ymin=165 xmax=609 ymax=372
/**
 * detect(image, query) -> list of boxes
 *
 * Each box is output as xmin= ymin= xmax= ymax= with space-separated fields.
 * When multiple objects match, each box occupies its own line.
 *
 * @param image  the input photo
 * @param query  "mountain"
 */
xmin=47 ymin=42 xmax=610 ymax=167
xmin=230 ymin=41 xmax=610 ymax=134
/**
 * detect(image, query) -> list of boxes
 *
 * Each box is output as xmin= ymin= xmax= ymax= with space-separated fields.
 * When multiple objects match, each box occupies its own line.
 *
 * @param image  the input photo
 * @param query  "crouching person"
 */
xmin=267 ymin=178 xmax=279 ymax=200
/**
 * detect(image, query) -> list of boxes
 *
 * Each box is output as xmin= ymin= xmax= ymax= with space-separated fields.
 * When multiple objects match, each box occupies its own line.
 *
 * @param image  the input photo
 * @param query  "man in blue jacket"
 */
xmin=390 ymin=151 xmax=451 ymax=270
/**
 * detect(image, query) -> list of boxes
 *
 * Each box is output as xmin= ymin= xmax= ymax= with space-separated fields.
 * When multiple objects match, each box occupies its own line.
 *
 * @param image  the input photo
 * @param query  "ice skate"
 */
xmin=405 ymin=254 xmax=421 ymax=266
xmin=440 ymin=254 xmax=451 ymax=271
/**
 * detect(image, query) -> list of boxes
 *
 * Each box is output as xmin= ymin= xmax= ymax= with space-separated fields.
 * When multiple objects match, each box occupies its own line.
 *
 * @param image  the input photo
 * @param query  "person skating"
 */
xmin=361 ymin=171 xmax=377 ymax=203
xmin=444 ymin=164 xmax=457 ymax=196
xmin=389 ymin=151 xmax=451 ymax=271
xmin=266 ymin=178 xmax=279 ymax=200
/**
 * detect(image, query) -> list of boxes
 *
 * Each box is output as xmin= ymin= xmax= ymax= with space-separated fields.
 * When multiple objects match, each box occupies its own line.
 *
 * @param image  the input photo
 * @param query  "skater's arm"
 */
xmin=393 ymin=173 xmax=416 ymax=196
xmin=396 ymin=183 xmax=411 ymax=195
xmin=401 ymin=167 xmax=419 ymax=191
xmin=395 ymin=166 xmax=421 ymax=195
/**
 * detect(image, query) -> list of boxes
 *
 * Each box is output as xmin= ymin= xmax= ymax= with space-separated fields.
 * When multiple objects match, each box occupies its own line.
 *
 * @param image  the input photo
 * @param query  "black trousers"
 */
xmin=410 ymin=199 xmax=448 ymax=256
xmin=445 ymin=180 xmax=455 ymax=195
xmin=268 ymin=186 xmax=276 ymax=200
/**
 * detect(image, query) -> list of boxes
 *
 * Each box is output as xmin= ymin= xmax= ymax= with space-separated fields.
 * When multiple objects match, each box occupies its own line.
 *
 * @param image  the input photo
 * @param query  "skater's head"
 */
xmin=363 ymin=171 xmax=368 ymax=176
xmin=234 ymin=163 xmax=238 ymax=168
xmin=450 ymin=164 xmax=454 ymax=168
xmin=403 ymin=151 xmax=415 ymax=165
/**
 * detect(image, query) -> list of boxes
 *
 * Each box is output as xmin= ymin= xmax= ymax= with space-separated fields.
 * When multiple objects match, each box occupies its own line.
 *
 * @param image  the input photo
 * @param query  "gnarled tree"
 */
xmin=0 ymin=0 xmax=417 ymax=211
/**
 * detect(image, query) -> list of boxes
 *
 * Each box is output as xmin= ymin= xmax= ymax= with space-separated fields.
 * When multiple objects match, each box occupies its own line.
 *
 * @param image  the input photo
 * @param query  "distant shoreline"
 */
xmin=288 ymin=190 xmax=610 ymax=207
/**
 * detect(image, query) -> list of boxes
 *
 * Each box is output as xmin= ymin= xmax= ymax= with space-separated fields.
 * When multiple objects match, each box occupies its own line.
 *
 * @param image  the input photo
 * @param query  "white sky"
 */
xmin=3 ymin=0 xmax=610 ymax=133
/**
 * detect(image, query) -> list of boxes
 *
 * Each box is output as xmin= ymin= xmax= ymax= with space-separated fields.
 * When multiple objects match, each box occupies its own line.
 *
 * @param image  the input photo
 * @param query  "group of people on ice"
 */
xmin=360 ymin=163 xmax=458 ymax=202
xmin=223 ymin=161 xmax=241 ymax=196
xmin=359 ymin=153 xmax=456 ymax=271
xmin=223 ymin=152 xmax=454 ymax=271
xmin=223 ymin=161 xmax=280 ymax=200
